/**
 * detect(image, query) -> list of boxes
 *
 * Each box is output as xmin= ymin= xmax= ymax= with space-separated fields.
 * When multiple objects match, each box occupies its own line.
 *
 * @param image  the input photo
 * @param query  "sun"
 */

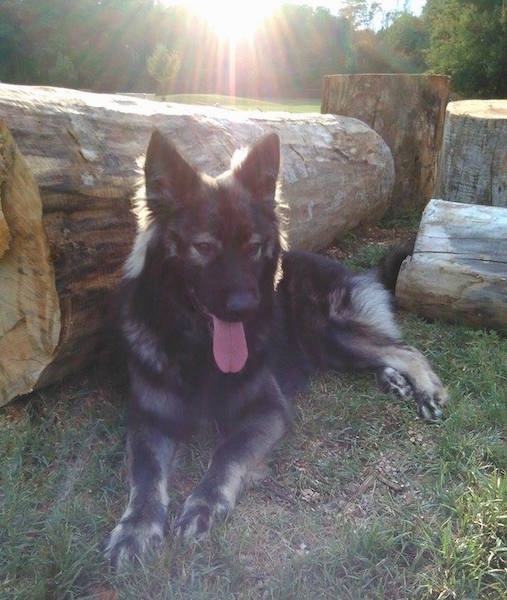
xmin=184 ymin=0 xmax=277 ymax=42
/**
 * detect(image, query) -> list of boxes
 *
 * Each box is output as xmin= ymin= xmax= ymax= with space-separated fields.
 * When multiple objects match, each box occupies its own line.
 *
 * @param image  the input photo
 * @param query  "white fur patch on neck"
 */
xmin=123 ymin=226 xmax=155 ymax=279
xmin=230 ymin=146 xmax=249 ymax=173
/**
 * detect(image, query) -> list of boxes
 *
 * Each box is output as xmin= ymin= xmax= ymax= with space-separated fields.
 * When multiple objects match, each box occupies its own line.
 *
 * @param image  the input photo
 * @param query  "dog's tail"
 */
xmin=377 ymin=241 xmax=414 ymax=292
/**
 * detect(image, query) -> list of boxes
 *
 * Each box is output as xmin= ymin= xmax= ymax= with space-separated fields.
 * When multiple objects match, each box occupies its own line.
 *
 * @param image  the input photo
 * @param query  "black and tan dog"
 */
xmin=104 ymin=131 xmax=447 ymax=568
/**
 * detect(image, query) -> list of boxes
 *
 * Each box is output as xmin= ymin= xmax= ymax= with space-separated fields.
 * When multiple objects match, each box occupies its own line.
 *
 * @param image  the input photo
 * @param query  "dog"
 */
xmin=104 ymin=131 xmax=447 ymax=568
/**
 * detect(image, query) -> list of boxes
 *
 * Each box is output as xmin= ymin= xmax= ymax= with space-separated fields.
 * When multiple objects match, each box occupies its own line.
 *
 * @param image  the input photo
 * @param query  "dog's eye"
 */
xmin=193 ymin=242 xmax=217 ymax=259
xmin=245 ymin=241 xmax=262 ymax=259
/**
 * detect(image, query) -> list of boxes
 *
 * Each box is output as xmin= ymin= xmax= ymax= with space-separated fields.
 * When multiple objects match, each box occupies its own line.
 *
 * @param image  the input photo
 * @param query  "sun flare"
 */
xmin=184 ymin=0 xmax=276 ymax=42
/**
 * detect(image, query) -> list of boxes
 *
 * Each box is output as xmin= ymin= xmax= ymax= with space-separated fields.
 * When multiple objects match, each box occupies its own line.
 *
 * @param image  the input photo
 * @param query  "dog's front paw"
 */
xmin=381 ymin=347 xmax=449 ymax=422
xmin=414 ymin=386 xmax=448 ymax=422
xmin=377 ymin=367 xmax=413 ymax=400
xmin=104 ymin=519 xmax=164 ymax=570
xmin=175 ymin=501 xmax=213 ymax=542
xmin=411 ymin=362 xmax=448 ymax=422
xmin=175 ymin=493 xmax=230 ymax=543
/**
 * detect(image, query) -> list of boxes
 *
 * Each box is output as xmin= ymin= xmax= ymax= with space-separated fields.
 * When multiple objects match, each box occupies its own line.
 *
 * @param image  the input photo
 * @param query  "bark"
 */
xmin=435 ymin=100 xmax=507 ymax=207
xmin=396 ymin=199 xmax=507 ymax=334
xmin=0 ymin=84 xmax=394 ymax=405
xmin=322 ymin=74 xmax=450 ymax=213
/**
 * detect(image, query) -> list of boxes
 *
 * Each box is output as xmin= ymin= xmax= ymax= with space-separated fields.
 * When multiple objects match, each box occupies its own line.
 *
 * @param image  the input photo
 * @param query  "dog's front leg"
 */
xmin=176 ymin=380 xmax=289 ymax=542
xmin=104 ymin=419 xmax=177 ymax=569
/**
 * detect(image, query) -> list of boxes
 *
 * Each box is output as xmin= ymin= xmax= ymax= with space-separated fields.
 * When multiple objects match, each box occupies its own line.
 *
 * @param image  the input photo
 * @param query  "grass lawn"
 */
xmin=1 ymin=234 xmax=506 ymax=600
xmin=162 ymin=93 xmax=322 ymax=113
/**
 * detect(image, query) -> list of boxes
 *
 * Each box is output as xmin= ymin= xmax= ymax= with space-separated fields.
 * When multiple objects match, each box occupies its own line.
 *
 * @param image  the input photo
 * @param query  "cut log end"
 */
xmin=448 ymin=99 xmax=507 ymax=119
xmin=0 ymin=119 xmax=61 ymax=405
xmin=0 ymin=203 xmax=10 ymax=258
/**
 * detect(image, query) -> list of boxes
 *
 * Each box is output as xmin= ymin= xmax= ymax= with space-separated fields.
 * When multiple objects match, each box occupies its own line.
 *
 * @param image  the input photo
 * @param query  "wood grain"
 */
xmin=396 ymin=199 xmax=507 ymax=333
xmin=0 ymin=119 xmax=60 ymax=404
xmin=435 ymin=100 xmax=507 ymax=207
xmin=322 ymin=74 xmax=450 ymax=212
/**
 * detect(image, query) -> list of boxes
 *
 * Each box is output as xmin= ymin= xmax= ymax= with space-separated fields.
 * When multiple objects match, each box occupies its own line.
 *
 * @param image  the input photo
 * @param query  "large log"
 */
xmin=435 ymin=100 xmax=507 ymax=207
xmin=0 ymin=84 xmax=394 ymax=405
xmin=396 ymin=199 xmax=507 ymax=333
xmin=321 ymin=74 xmax=450 ymax=213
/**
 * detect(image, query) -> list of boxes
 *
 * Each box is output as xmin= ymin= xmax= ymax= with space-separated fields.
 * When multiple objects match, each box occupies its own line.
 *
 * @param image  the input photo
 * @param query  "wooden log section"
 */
xmin=396 ymin=199 xmax=507 ymax=333
xmin=0 ymin=84 xmax=395 ymax=405
xmin=0 ymin=121 xmax=61 ymax=404
xmin=435 ymin=100 xmax=507 ymax=207
xmin=321 ymin=74 xmax=450 ymax=213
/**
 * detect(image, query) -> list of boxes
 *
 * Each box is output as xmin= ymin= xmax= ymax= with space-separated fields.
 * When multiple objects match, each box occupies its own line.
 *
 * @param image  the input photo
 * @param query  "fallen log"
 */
xmin=435 ymin=100 xmax=507 ymax=207
xmin=396 ymin=199 xmax=507 ymax=333
xmin=0 ymin=84 xmax=394 ymax=405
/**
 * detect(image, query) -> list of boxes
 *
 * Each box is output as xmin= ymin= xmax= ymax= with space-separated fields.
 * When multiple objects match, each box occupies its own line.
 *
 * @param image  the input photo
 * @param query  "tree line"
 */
xmin=0 ymin=0 xmax=505 ymax=98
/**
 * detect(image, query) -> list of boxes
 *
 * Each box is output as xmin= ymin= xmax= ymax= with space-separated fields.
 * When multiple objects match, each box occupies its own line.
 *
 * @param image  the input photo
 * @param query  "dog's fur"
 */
xmin=104 ymin=131 xmax=447 ymax=568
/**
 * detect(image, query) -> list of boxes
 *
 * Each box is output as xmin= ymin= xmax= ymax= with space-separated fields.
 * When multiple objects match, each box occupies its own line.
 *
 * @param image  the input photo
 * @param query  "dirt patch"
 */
xmin=327 ymin=224 xmax=417 ymax=262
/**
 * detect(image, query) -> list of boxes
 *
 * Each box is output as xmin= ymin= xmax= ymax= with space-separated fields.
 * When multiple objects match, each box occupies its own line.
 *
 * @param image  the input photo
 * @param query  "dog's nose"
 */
xmin=226 ymin=290 xmax=259 ymax=319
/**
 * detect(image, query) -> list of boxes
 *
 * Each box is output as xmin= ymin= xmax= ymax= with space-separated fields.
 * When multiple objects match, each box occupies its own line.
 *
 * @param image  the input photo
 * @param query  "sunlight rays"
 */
xmin=183 ymin=0 xmax=276 ymax=43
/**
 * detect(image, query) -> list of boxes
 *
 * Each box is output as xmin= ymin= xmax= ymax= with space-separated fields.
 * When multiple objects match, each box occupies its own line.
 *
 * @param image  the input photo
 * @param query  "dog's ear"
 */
xmin=232 ymin=133 xmax=280 ymax=199
xmin=144 ymin=129 xmax=199 ymax=208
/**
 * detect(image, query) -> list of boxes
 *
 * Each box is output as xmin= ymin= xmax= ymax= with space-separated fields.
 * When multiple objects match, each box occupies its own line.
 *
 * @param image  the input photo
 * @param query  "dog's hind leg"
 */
xmin=326 ymin=275 xmax=448 ymax=421
xmin=175 ymin=374 xmax=289 ymax=542
xmin=374 ymin=345 xmax=448 ymax=421
xmin=327 ymin=329 xmax=448 ymax=420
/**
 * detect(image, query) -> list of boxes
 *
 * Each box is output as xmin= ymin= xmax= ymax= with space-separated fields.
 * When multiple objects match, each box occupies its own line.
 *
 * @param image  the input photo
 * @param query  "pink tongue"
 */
xmin=211 ymin=316 xmax=248 ymax=373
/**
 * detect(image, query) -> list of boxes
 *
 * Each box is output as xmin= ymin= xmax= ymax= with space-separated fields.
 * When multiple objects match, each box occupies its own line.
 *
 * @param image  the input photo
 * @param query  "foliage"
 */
xmin=0 ymin=0 xmax=505 ymax=99
xmin=378 ymin=13 xmax=429 ymax=72
xmin=339 ymin=0 xmax=383 ymax=29
xmin=147 ymin=45 xmax=182 ymax=95
xmin=0 ymin=2 xmax=37 ymax=82
xmin=0 ymin=0 xmax=160 ymax=91
xmin=423 ymin=0 xmax=507 ymax=97
xmin=0 ymin=0 xmax=426 ymax=97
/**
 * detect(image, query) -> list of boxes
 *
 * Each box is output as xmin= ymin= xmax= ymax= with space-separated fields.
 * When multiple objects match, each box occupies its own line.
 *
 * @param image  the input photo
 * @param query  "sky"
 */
xmin=172 ymin=2 xmax=427 ymax=42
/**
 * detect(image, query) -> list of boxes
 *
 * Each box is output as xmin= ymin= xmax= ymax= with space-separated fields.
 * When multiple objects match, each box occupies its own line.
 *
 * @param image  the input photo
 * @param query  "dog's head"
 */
xmin=126 ymin=130 xmax=284 ymax=373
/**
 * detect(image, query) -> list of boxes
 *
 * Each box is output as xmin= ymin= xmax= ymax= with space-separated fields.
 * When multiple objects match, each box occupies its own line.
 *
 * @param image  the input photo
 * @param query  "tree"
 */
xmin=340 ymin=0 xmax=382 ymax=30
xmin=0 ymin=0 xmax=40 ymax=83
xmin=424 ymin=0 xmax=507 ymax=97
xmin=0 ymin=18 xmax=36 ymax=82
xmin=48 ymin=51 xmax=78 ymax=87
xmin=256 ymin=4 xmax=355 ymax=95
xmin=378 ymin=13 xmax=428 ymax=72
xmin=147 ymin=45 xmax=182 ymax=95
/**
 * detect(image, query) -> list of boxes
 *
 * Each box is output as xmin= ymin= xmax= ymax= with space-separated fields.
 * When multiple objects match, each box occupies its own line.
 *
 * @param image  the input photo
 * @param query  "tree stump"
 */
xmin=321 ymin=74 xmax=450 ymax=213
xmin=435 ymin=100 xmax=507 ymax=207
xmin=0 ymin=84 xmax=394 ymax=405
xmin=396 ymin=199 xmax=507 ymax=333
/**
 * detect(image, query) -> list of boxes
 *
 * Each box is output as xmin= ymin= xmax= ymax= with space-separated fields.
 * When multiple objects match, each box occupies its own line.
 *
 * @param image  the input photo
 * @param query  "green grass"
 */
xmin=1 ymin=243 xmax=506 ymax=599
xmin=162 ymin=93 xmax=322 ymax=113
